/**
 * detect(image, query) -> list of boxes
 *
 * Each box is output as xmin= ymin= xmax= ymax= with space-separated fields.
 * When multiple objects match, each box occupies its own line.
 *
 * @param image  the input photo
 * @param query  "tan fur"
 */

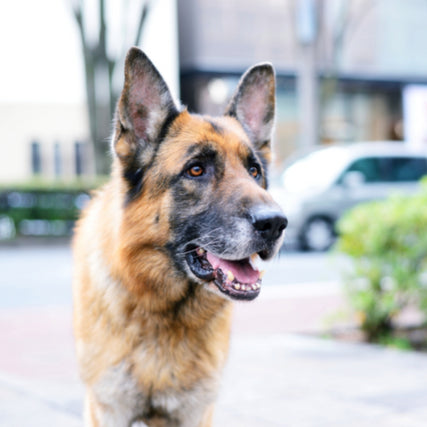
xmin=73 ymin=118 xmax=242 ymax=426
xmin=73 ymin=48 xmax=283 ymax=427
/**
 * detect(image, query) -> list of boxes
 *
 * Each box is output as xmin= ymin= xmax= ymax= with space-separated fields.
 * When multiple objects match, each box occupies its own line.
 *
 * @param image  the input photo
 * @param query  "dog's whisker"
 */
xmin=178 ymin=229 xmax=227 ymax=256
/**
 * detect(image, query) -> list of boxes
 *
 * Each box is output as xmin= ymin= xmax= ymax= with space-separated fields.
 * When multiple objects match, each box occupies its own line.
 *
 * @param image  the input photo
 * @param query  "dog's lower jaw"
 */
xmin=184 ymin=246 xmax=264 ymax=301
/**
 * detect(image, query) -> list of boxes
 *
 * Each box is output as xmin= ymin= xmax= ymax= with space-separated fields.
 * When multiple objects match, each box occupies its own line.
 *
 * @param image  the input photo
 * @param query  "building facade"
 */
xmin=177 ymin=0 xmax=427 ymax=169
xmin=3 ymin=0 xmax=427 ymax=183
xmin=0 ymin=103 xmax=91 ymax=182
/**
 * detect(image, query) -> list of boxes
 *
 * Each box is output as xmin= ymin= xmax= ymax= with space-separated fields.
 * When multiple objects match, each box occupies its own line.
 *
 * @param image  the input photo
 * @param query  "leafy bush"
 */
xmin=335 ymin=179 xmax=427 ymax=342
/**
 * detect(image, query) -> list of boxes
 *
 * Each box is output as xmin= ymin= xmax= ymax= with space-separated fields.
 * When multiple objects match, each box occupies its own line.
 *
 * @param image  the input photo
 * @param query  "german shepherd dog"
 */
xmin=73 ymin=47 xmax=287 ymax=426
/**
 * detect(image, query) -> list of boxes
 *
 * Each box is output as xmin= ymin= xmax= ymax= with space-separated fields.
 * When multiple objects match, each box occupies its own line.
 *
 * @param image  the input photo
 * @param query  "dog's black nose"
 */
xmin=251 ymin=208 xmax=288 ymax=241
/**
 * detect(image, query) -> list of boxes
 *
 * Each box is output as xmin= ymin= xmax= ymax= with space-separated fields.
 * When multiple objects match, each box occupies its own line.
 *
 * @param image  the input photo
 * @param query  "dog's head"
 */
xmin=113 ymin=47 xmax=286 ymax=302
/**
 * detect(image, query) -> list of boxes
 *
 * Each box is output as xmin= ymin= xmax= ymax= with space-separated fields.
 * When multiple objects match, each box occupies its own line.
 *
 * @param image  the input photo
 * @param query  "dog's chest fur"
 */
xmin=91 ymin=358 xmax=217 ymax=426
xmin=73 ymin=211 xmax=232 ymax=424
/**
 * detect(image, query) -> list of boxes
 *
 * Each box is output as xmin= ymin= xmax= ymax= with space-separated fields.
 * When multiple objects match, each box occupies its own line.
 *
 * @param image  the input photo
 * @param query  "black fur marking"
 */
xmin=157 ymin=108 xmax=180 ymax=143
xmin=207 ymin=120 xmax=224 ymax=135
xmin=253 ymin=150 xmax=269 ymax=188
xmin=239 ymin=146 xmax=267 ymax=189
xmin=169 ymin=207 xmax=232 ymax=261
xmin=124 ymin=165 xmax=145 ymax=204
xmin=258 ymin=139 xmax=271 ymax=150
xmin=259 ymin=150 xmax=270 ymax=187
xmin=183 ymin=142 xmax=217 ymax=160
xmin=123 ymin=110 xmax=180 ymax=204
xmin=225 ymin=107 xmax=237 ymax=119
xmin=171 ymin=143 xmax=224 ymax=185
xmin=172 ymin=280 xmax=197 ymax=318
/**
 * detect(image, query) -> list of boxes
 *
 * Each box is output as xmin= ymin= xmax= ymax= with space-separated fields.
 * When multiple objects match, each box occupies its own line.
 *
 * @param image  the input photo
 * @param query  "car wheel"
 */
xmin=300 ymin=217 xmax=335 ymax=252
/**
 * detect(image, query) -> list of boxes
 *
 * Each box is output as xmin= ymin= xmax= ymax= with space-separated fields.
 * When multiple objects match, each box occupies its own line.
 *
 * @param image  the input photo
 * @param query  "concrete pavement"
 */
xmin=1 ymin=280 xmax=427 ymax=426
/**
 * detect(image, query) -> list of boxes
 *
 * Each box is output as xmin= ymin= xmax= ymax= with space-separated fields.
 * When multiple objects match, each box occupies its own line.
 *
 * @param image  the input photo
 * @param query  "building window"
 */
xmin=74 ymin=142 xmax=84 ymax=176
xmin=31 ymin=141 xmax=41 ymax=175
xmin=54 ymin=142 xmax=62 ymax=177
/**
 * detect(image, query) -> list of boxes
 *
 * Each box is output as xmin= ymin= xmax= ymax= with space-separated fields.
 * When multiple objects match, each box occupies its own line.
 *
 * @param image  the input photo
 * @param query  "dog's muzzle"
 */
xmin=185 ymin=206 xmax=287 ymax=301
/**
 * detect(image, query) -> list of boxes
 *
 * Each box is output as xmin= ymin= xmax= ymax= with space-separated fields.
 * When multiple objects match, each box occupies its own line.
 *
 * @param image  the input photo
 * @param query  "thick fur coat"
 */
xmin=73 ymin=47 xmax=286 ymax=426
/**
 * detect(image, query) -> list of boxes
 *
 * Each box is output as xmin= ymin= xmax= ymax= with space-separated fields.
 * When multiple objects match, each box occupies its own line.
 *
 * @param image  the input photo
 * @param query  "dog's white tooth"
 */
xmin=252 ymin=284 xmax=257 ymax=290
xmin=226 ymin=270 xmax=234 ymax=282
xmin=250 ymin=254 xmax=258 ymax=267
xmin=234 ymin=283 xmax=240 ymax=290
xmin=196 ymin=248 xmax=205 ymax=256
xmin=241 ymin=285 xmax=247 ymax=291
xmin=259 ymin=270 xmax=265 ymax=279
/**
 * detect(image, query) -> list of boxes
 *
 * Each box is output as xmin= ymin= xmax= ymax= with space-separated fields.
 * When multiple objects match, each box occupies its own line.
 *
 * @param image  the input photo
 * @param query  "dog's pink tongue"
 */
xmin=206 ymin=252 xmax=259 ymax=284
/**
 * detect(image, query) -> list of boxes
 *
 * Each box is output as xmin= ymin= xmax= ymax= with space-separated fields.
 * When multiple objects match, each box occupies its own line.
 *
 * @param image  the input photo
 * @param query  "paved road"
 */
xmin=0 ymin=243 xmax=73 ymax=308
xmin=1 ymin=242 xmax=427 ymax=426
xmin=264 ymin=249 xmax=350 ymax=286
xmin=0 ymin=242 xmax=346 ymax=309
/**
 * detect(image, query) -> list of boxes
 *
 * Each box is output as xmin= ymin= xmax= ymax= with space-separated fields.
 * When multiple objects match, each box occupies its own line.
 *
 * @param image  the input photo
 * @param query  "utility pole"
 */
xmin=296 ymin=0 xmax=319 ymax=149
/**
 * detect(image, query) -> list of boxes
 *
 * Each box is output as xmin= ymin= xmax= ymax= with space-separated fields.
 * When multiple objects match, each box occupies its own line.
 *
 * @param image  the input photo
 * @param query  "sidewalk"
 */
xmin=1 ymin=283 xmax=427 ymax=426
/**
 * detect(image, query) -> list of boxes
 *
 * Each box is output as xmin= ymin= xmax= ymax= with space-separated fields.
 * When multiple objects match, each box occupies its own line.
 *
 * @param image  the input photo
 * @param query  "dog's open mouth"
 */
xmin=186 ymin=247 xmax=262 ymax=301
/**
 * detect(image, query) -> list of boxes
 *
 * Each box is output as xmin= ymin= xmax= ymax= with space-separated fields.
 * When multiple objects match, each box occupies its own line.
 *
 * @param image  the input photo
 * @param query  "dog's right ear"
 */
xmin=114 ymin=47 xmax=179 ymax=166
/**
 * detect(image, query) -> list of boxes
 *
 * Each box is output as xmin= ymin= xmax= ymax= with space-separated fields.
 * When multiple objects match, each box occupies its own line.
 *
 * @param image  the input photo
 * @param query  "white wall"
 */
xmin=0 ymin=0 xmax=179 ymax=182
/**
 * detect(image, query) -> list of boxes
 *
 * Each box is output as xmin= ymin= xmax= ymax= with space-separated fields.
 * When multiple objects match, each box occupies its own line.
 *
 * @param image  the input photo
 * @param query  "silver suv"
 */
xmin=270 ymin=142 xmax=427 ymax=251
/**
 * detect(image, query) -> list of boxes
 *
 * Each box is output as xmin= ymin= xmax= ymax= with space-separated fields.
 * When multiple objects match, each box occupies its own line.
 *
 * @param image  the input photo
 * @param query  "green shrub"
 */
xmin=335 ymin=179 xmax=427 ymax=342
xmin=0 ymin=178 xmax=105 ymax=239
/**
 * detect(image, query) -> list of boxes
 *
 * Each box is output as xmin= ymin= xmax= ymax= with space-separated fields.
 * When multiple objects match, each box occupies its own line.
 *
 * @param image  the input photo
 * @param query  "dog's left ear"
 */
xmin=225 ymin=63 xmax=276 ymax=160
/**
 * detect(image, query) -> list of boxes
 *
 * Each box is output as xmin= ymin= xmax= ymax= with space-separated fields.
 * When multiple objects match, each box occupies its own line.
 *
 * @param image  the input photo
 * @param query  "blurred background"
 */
xmin=1 ymin=0 xmax=427 ymax=241
xmin=1 ymin=1 xmax=427 ymax=425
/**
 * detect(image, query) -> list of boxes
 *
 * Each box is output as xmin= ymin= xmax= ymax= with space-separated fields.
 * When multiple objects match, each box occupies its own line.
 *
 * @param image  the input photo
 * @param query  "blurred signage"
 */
xmin=403 ymin=85 xmax=427 ymax=147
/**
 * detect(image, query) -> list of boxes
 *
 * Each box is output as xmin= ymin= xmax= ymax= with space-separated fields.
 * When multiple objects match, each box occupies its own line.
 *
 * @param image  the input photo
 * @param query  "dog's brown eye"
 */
xmin=187 ymin=165 xmax=204 ymax=177
xmin=249 ymin=166 xmax=260 ymax=179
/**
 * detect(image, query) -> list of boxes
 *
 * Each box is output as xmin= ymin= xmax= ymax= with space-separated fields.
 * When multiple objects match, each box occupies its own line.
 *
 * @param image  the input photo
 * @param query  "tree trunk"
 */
xmin=71 ymin=0 xmax=151 ymax=176
xmin=83 ymin=51 xmax=112 ymax=176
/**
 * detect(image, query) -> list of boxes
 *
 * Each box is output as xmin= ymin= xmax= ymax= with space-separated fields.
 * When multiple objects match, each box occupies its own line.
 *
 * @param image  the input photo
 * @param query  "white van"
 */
xmin=270 ymin=142 xmax=427 ymax=251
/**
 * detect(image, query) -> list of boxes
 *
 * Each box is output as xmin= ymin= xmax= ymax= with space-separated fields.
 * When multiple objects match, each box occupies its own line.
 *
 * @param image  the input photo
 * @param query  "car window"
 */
xmin=342 ymin=156 xmax=427 ymax=183
xmin=344 ymin=157 xmax=383 ymax=182
xmin=388 ymin=157 xmax=427 ymax=182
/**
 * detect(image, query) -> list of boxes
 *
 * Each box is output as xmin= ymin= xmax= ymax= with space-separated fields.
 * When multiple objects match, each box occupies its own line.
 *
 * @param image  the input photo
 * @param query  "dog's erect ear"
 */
xmin=225 ymin=63 xmax=275 ymax=159
xmin=114 ymin=47 xmax=179 ymax=163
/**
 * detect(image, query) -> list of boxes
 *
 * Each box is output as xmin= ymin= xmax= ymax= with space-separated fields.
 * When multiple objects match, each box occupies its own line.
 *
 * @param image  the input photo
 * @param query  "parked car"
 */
xmin=270 ymin=142 xmax=427 ymax=251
